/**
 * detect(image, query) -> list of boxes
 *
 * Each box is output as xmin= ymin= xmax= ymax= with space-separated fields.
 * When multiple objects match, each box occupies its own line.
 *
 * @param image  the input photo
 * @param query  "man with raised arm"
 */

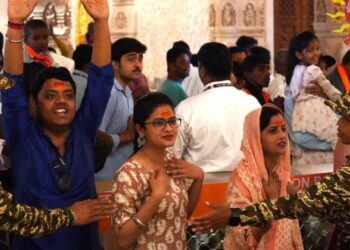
xmin=3 ymin=0 xmax=113 ymax=249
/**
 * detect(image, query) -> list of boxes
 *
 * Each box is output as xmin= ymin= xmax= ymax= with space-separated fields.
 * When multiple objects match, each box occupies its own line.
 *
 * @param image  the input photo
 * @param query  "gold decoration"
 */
xmin=75 ymin=1 xmax=92 ymax=45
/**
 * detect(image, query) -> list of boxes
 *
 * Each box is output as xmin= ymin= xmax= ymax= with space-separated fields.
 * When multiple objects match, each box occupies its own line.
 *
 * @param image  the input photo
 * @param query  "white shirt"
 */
xmin=173 ymin=80 xmax=260 ymax=173
xmin=182 ymin=65 xmax=204 ymax=97
xmin=265 ymin=73 xmax=286 ymax=100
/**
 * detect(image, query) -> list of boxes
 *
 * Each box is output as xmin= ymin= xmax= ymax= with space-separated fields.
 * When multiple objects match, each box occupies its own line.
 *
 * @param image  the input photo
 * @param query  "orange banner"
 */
xmin=290 ymin=172 xmax=331 ymax=189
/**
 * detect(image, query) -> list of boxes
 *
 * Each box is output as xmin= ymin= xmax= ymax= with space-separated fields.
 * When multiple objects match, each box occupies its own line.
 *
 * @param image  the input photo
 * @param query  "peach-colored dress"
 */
xmin=112 ymin=157 xmax=188 ymax=250
xmin=224 ymin=105 xmax=303 ymax=250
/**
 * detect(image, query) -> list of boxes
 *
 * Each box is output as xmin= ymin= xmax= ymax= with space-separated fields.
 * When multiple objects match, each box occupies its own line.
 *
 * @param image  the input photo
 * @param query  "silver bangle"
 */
xmin=5 ymin=33 xmax=24 ymax=43
xmin=132 ymin=215 xmax=147 ymax=229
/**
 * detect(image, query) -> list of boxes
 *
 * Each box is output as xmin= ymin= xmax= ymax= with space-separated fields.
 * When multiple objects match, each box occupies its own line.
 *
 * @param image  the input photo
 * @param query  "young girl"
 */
xmin=286 ymin=31 xmax=341 ymax=149
xmin=112 ymin=93 xmax=203 ymax=250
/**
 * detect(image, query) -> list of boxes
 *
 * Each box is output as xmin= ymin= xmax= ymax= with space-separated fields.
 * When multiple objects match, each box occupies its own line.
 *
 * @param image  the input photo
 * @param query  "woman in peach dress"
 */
xmin=224 ymin=104 xmax=303 ymax=250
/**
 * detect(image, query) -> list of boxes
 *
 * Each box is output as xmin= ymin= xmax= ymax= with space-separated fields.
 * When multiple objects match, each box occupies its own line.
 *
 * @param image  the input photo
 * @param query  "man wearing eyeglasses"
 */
xmin=95 ymin=38 xmax=147 ymax=182
xmin=2 ymin=0 xmax=113 ymax=249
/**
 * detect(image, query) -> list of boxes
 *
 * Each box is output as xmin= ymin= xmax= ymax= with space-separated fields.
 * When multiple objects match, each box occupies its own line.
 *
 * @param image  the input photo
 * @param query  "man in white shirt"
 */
xmin=173 ymin=42 xmax=260 ymax=183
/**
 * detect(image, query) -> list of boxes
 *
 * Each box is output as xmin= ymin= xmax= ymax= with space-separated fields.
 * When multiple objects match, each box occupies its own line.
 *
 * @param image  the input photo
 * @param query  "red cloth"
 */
xmin=24 ymin=45 xmax=52 ymax=68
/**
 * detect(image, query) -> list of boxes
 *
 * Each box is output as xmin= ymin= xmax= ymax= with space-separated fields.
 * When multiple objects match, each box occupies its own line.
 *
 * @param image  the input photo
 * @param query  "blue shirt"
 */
xmin=2 ymin=63 xmax=114 ymax=250
xmin=284 ymin=93 xmax=332 ymax=151
xmin=95 ymin=79 xmax=134 ymax=180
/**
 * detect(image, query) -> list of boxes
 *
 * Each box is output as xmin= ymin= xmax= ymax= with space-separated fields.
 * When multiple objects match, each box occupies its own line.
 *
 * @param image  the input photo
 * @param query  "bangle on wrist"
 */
xmin=5 ymin=34 xmax=24 ymax=43
xmin=8 ymin=21 xmax=25 ymax=30
xmin=132 ymin=215 xmax=147 ymax=230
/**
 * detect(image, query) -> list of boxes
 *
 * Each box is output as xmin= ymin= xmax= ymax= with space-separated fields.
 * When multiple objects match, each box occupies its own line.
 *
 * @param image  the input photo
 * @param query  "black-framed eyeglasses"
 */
xmin=53 ymin=157 xmax=71 ymax=192
xmin=144 ymin=117 xmax=182 ymax=130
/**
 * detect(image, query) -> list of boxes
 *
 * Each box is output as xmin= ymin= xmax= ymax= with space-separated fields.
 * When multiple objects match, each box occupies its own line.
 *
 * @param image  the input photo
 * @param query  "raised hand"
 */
xmin=8 ymin=0 xmax=39 ymax=22
xmin=80 ymin=0 xmax=109 ymax=21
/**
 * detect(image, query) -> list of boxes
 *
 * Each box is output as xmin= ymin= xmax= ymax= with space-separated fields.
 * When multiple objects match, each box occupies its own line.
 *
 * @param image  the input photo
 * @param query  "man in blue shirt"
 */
xmin=95 ymin=38 xmax=147 ymax=181
xmin=2 ymin=0 xmax=114 ymax=249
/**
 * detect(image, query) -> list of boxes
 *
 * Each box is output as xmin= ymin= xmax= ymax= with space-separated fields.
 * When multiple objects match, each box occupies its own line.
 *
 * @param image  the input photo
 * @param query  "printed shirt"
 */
xmin=239 ymin=157 xmax=350 ymax=246
xmin=112 ymin=157 xmax=188 ymax=250
xmin=0 ymin=187 xmax=74 ymax=237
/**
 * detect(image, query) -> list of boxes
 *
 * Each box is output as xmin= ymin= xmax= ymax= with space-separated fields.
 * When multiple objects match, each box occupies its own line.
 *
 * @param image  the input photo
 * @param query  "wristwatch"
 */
xmin=228 ymin=208 xmax=241 ymax=226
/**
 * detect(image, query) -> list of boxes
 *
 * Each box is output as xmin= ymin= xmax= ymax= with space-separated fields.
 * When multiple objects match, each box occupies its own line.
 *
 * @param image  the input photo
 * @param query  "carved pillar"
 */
xmin=208 ymin=0 xmax=271 ymax=48
xmin=110 ymin=0 xmax=137 ymax=42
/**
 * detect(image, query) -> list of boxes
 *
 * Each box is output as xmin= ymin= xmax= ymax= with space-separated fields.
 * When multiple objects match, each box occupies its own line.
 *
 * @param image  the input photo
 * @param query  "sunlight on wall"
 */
xmin=134 ymin=0 xmax=210 ymax=87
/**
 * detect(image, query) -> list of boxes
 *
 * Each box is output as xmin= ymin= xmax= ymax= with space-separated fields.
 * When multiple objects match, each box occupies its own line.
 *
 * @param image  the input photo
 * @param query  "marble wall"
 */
xmin=109 ymin=0 xmax=274 ymax=86
xmin=2 ymin=0 xmax=346 ymax=82
xmin=132 ymin=0 xmax=210 ymax=87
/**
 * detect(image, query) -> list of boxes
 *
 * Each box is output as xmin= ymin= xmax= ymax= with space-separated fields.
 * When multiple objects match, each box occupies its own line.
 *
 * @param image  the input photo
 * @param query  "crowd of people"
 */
xmin=0 ymin=0 xmax=350 ymax=249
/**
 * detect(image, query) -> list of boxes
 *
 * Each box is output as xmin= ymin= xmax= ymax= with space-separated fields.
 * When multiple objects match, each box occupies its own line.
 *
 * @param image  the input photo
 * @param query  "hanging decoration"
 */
xmin=75 ymin=1 xmax=93 ymax=45
xmin=326 ymin=0 xmax=350 ymax=44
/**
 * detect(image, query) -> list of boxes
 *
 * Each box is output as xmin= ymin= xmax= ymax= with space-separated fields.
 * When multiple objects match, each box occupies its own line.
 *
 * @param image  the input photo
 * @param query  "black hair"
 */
xmin=197 ymin=42 xmax=232 ymax=80
xmin=229 ymin=46 xmax=245 ymax=55
xmin=23 ymin=62 xmax=46 ymax=97
xmin=232 ymin=61 xmax=244 ymax=81
xmin=286 ymin=31 xmax=318 ymax=85
xmin=250 ymin=46 xmax=271 ymax=61
xmin=133 ymin=92 xmax=174 ymax=153
xmin=190 ymin=54 xmax=198 ymax=67
xmin=342 ymin=49 xmax=350 ymax=65
xmin=111 ymin=38 xmax=147 ymax=62
xmin=236 ymin=36 xmax=258 ymax=50
xmin=173 ymin=40 xmax=191 ymax=55
xmin=242 ymin=54 xmax=270 ymax=73
xmin=0 ymin=32 xmax=3 ymax=51
xmin=31 ymin=67 xmax=76 ymax=100
xmin=260 ymin=106 xmax=283 ymax=131
xmin=72 ymin=44 xmax=93 ymax=70
xmin=166 ymin=46 xmax=189 ymax=64
xmin=24 ymin=19 xmax=48 ymax=41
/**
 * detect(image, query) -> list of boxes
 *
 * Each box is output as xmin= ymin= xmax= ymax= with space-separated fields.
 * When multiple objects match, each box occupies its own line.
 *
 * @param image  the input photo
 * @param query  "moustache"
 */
xmin=132 ymin=68 xmax=141 ymax=73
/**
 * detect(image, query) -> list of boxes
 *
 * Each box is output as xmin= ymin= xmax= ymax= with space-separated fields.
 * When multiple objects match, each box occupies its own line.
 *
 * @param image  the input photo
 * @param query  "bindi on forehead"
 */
xmin=161 ymin=111 xmax=172 ymax=116
xmin=52 ymin=81 xmax=70 ymax=90
xmin=271 ymin=120 xmax=285 ymax=127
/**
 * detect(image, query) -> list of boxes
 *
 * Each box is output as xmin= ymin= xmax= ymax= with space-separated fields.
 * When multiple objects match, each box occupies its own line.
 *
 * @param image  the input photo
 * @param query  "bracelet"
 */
xmin=132 ymin=215 xmax=147 ymax=230
xmin=5 ymin=34 xmax=24 ymax=43
xmin=8 ymin=21 xmax=24 ymax=30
